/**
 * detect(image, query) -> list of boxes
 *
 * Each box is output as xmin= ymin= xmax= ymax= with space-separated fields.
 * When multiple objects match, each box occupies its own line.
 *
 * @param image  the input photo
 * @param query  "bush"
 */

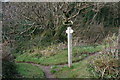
xmin=2 ymin=43 xmax=18 ymax=79
xmin=2 ymin=60 xmax=18 ymax=79
xmin=90 ymin=54 xmax=120 ymax=78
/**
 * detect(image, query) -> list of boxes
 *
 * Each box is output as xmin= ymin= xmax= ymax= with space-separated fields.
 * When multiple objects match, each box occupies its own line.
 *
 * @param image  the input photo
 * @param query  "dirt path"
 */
xmin=32 ymin=63 xmax=54 ymax=78
xmin=16 ymin=61 xmax=67 ymax=79
xmin=16 ymin=52 xmax=102 ymax=78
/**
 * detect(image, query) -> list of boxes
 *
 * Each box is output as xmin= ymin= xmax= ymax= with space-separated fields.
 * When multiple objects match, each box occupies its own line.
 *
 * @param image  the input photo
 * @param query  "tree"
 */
xmin=2 ymin=2 xmax=119 ymax=53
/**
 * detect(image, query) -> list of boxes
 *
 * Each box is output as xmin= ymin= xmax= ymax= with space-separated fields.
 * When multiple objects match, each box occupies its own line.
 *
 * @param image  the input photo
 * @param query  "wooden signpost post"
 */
xmin=66 ymin=27 xmax=73 ymax=67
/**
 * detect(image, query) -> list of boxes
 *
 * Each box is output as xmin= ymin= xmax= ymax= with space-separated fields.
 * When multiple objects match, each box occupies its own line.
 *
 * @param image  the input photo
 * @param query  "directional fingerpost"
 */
xmin=66 ymin=27 xmax=73 ymax=67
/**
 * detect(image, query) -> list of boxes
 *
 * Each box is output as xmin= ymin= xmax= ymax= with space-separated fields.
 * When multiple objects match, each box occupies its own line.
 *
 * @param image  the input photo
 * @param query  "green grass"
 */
xmin=16 ymin=45 xmax=103 ymax=65
xmin=51 ymin=53 xmax=113 ymax=78
xmin=52 ymin=55 xmax=98 ymax=78
xmin=15 ymin=44 xmax=116 ymax=78
xmin=16 ymin=63 xmax=45 ymax=78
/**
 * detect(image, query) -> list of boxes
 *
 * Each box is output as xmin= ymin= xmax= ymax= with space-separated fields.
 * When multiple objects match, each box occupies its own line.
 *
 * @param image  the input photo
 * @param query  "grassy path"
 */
xmin=16 ymin=52 xmax=101 ymax=78
xmin=16 ymin=61 xmax=66 ymax=79
xmin=16 ymin=61 xmax=53 ymax=78
xmin=16 ymin=45 xmax=103 ymax=66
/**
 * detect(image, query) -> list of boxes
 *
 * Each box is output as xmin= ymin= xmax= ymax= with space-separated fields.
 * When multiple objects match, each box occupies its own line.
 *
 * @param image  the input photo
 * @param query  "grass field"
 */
xmin=15 ymin=44 xmax=110 ymax=78
xmin=50 ymin=53 xmax=103 ymax=78
xmin=16 ymin=63 xmax=45 ymax=78
xmin=51 ymin=53 xmax=119 ymax=78
xmin=15 ymin=44 xmax=119 ymax=78
xmin=16 ymin=45 xmax=103 ymax=65
xmin=53 ymin=58 xmax=95 ymax=78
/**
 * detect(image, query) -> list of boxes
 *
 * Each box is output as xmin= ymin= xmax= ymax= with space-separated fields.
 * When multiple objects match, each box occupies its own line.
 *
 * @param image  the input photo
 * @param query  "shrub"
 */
xmin=2 ymin=60 xmax=18 ymax=78
xmin=103 ymin=33 xmax=119 ymax=59
xmin=2 ymin=43 xmax=18 ymax=79
xmin=90 ymin=54 xmax=120 ymax=78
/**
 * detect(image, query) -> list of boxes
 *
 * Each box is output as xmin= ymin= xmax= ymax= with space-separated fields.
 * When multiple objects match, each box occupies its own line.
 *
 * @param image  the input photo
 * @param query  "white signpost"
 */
xmin=66 ymin=27 xmax=73 ymax=67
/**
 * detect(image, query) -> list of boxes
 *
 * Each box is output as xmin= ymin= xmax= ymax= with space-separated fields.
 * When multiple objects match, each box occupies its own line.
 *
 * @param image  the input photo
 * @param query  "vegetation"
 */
xmin=2 ymin=42 xmax=18 ymax=79
xmin=2 ymin=2 xmax=119 ymax=54
xmin=49 ymin=51 xmax=119 ymax=78
xmin=2 ymin=60 xmax=17 ymax=78
xmin=2 ymin=2 xmax=120 ymax=79
xmin=51 ymin=58 xmax=95 ymax=78
xmin=16 ymin=45 xmax=103 ymax=65
xmin=16 ymin=63 xmax=45 ymax=78
xmin=89 ymin=34 xmax=120 ymax=79
xmin=90 ymin=54 xmax=120 ymax=78
xmin=50 ymin=53 xmax=105 ymax=78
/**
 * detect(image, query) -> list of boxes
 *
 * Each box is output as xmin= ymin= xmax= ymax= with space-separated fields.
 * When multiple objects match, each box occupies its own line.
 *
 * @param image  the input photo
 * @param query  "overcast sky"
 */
xmin=1 ymin=0 xmax=120 ymax=2
xmin=2 ymin=0 xmax=10 ymax=2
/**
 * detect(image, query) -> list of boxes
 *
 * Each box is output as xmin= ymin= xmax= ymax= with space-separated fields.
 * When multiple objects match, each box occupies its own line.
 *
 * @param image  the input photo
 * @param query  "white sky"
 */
xmin=2 ymin=0 xmax=10 ymax=2
xmin=1 ymin=0 xmax=120 ymax=2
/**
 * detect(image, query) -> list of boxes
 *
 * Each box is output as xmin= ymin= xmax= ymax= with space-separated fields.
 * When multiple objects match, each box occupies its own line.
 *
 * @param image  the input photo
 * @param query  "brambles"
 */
xmin=89 ymin=33 xmax=120 ymax=78
xmin=103 ymin=33 xmax=119 ymax=59
xmin=91 ymin=55 xmax=119 ymax=78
